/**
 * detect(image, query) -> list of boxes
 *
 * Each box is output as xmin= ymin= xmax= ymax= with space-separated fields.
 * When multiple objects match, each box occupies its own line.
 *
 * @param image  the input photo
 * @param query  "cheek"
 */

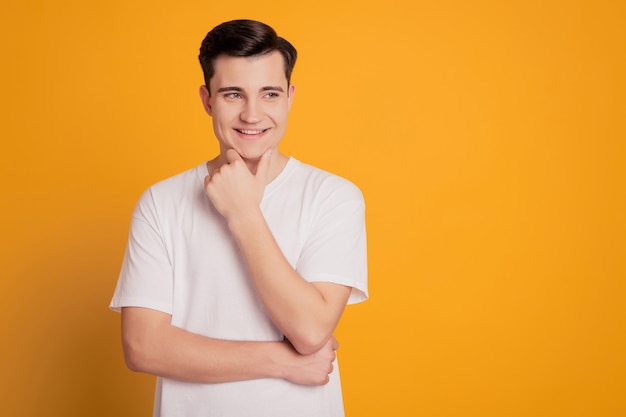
xmin=213 ymin=101 xmax=240 ymax=116
xmin=267 ymin=104 xmax=290 ymax=122
xmin=211 ymin=112 xmax=230 ymax=135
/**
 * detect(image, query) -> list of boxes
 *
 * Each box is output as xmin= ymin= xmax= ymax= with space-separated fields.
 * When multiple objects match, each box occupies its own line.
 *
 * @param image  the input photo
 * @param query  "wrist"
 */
xmin=264 ymin=341 xmax=296 ymax=380
xmin=227 ymin=207 xmax=265 ymax=236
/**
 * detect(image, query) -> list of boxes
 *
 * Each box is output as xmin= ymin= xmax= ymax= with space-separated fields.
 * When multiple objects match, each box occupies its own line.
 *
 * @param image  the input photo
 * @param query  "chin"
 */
xmin=237 ymin=145 xmax=272 ymax=161
xmin=235 ymin=149 xmax=261 ymax=160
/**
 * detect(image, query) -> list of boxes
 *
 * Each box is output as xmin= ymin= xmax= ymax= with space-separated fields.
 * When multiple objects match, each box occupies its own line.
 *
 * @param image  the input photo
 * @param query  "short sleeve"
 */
xmin=109 ymin=189 xmax=174 ymax=314
xmin=296 ymin=181 xmax=368 ymax=305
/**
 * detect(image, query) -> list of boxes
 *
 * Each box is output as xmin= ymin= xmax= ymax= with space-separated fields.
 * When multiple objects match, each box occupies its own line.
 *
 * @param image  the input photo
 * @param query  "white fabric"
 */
xmin=110 ymin=157 xmax=368 ymax=417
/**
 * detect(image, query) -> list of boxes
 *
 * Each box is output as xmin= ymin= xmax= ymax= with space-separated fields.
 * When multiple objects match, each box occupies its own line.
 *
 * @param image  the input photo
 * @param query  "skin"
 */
xmin=199 ymin=51 xmax=294 ymax=178
xmin=121 ymin=50 xmax=351 ymax=385
xmin=122 ymin=307 xmax=338 ymax=385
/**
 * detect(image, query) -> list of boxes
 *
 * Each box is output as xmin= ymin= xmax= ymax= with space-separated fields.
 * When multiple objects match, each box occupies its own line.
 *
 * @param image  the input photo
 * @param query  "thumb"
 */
xmin=256 ymin=148 xmax=273 ymax=182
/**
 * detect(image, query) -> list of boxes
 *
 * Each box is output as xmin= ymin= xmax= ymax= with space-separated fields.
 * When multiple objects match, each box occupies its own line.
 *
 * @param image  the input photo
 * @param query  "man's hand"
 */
xmin=281 ymin=336 xmax=339 ymax=386
xmin=204 ymin=149 xmax=272 ymax=221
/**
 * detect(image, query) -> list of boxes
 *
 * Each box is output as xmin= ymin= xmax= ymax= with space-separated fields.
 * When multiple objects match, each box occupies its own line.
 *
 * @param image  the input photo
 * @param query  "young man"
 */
xmin=110 ymin=19 xmax=368 ymax=417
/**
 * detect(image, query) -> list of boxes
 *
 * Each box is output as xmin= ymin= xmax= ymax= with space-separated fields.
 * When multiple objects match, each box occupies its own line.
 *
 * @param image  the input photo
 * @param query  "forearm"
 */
xmin=121 ymin=307 xmax=290 ymax=383
xmin=228 ymin=210 xmax=349 ymax=355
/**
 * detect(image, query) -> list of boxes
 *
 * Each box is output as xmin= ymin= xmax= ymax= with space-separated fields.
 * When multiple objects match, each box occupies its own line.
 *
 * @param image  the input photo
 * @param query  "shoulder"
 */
xmin=134 ymin=163 xmax=206 ymax=217
xmin=287 ymin=158 xmax=364 ymax=205
xmin=148 ymin=163 xmax=205 ymax=195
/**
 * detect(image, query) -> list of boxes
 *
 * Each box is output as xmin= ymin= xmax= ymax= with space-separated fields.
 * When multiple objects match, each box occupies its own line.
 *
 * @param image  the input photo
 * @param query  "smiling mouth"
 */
xmin=235 ymin=128 xmax=270 ymax=135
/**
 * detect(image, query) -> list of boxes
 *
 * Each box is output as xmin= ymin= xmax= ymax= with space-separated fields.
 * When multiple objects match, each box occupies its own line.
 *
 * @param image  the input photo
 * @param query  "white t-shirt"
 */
xmin=110 ymin=157 xmax=368 ymax=417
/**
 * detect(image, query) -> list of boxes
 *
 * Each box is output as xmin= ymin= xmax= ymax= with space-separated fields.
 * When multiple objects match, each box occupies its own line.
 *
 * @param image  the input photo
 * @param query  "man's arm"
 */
xmin=228 ymin=213 xmax=351 ymax=355
xmin=205 ymin=150 xmax=354 ymax=355
xmin=121 ymin=306 xmax=338 ymax=385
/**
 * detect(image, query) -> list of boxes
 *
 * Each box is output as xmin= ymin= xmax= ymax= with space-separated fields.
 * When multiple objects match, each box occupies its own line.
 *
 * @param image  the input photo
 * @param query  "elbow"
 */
xmin=289 ymin=329 xmax=333 ymax=356
xmin=120 ymin=307 xmax=170 ymax=374
xmin=122 ymin=336 xmax=152 ymax=373
xmin=123 ymin=351 xmax=143 ymax=373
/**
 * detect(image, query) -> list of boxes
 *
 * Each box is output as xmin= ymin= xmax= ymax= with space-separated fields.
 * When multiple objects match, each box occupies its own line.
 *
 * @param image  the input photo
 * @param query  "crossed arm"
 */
xmin=121 ymin=149 xmax=352 ymax=385
xmin=122 ymin=307 xmax=339 ymax=385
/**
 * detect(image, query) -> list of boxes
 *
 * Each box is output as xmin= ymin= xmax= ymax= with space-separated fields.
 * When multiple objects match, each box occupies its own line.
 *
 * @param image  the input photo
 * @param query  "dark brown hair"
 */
xmin=199 ymin=20 xmax=297 ymax=92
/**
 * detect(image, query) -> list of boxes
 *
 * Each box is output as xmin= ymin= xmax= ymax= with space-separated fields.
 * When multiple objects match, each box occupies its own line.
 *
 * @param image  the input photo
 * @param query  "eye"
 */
xmin=264 ymin=92 xmax=279 ymax=99
xmin=224 ymin=92 xmax=242 ymax=99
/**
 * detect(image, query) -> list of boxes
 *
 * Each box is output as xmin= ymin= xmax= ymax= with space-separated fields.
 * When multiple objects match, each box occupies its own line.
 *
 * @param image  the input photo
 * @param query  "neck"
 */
xmin=207 ymin=151 xmax=289 ymax=182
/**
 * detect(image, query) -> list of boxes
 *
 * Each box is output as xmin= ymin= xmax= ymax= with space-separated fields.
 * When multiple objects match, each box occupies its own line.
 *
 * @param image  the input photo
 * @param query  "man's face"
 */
xmin=201 ymin=51 xmax=295 ymax=162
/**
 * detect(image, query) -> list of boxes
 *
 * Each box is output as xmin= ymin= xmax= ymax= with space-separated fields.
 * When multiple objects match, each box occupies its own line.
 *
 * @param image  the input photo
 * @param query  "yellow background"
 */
xmin=1 ymin=1 xmax=624 ymax=416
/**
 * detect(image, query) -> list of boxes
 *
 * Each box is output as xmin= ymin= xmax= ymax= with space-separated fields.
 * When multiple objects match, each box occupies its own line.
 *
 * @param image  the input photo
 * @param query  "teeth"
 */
xmin=238 ymin=129 xmax=265 ymax=134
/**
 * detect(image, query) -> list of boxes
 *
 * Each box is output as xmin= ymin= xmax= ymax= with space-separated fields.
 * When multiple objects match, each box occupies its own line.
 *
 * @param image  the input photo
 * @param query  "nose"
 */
xmin=240 ymin=99 xmax=262 ymax=123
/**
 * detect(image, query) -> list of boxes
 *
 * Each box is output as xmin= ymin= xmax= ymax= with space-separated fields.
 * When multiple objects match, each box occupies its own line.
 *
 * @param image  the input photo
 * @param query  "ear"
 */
xmin=287 ymin=84 xmax=296 ymax=110
xmin=199 ymin=85 xmax=213 ymax=116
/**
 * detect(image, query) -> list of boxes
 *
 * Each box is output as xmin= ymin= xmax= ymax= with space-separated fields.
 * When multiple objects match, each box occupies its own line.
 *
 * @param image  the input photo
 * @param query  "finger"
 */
xmin=225 ymin=148 xmax=242 ymax=164
xmin=255 ymin=148 xmax=273 ymax=181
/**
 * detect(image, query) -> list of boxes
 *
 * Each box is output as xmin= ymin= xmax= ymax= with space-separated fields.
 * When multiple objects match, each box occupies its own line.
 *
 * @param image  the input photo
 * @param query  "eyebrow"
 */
xmin=261 ymin=86 xmax=285 ymax=92
xmin=216 ymin=86 xmax=285 ymax=93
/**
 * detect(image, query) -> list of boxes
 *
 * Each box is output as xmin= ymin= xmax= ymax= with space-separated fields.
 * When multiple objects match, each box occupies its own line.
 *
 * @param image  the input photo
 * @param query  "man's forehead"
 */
xmin=211 ymin=52 xmax=288 ymax=87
